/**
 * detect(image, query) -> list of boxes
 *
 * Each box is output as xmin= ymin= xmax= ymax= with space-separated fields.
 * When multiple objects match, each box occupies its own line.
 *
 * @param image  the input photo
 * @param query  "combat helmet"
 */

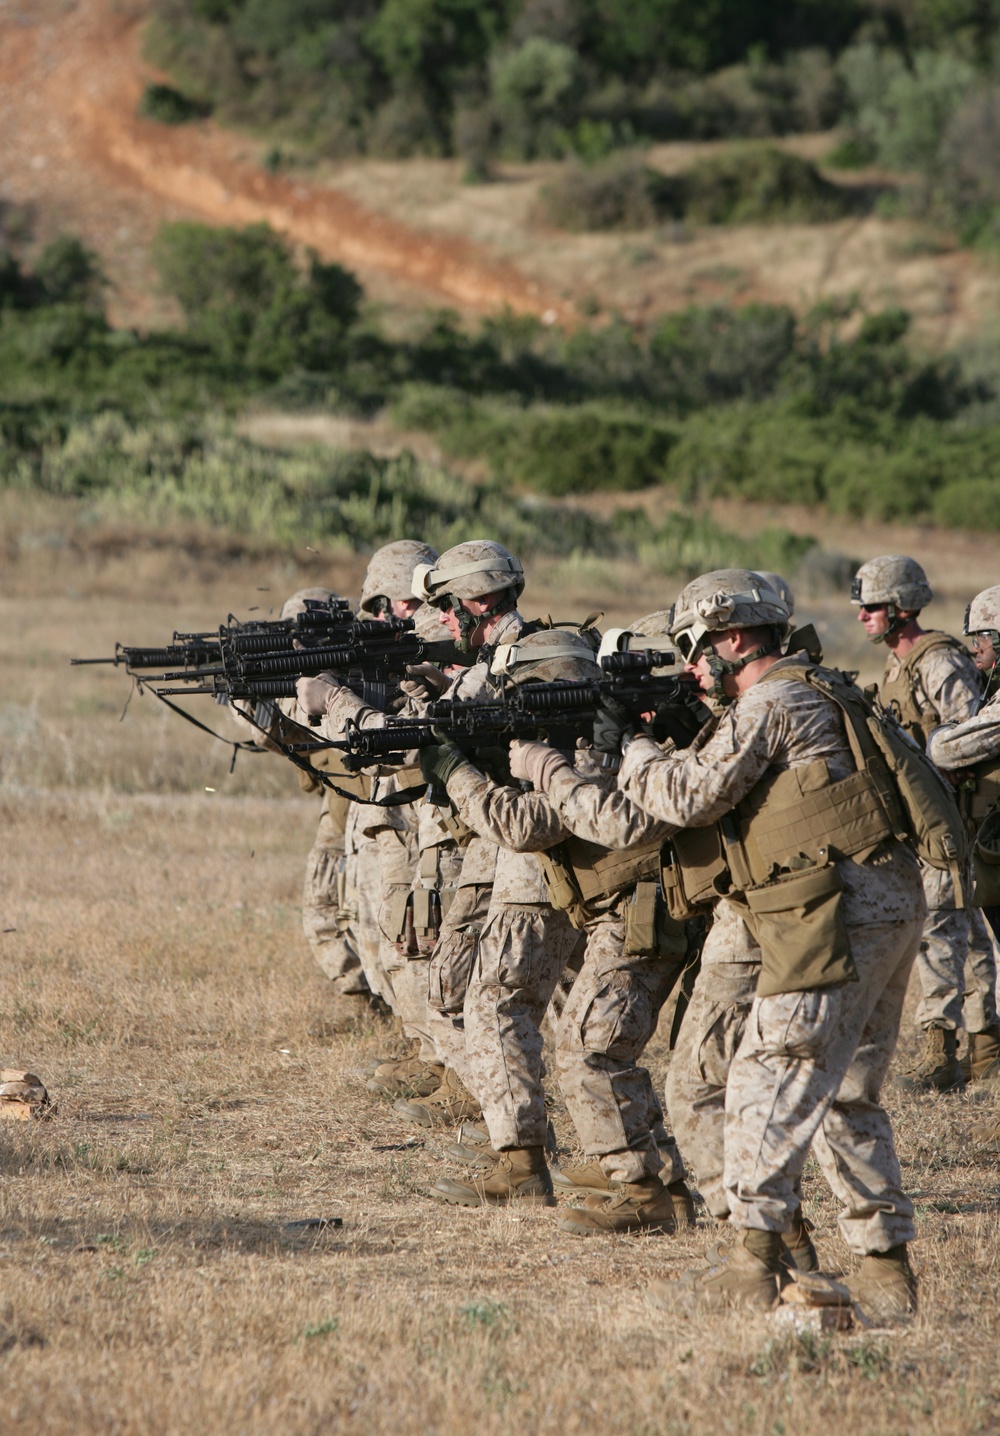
xmin=669 ymin=568 xmax=790 ymax=700
xmin=851 ymin=555 xmax=932 ymax=642
xmin=359 ymin=540 xmax=439 ymax=615
xmin=413 ymin=540 xmax=525 ymax=650
xmin=598 ymin=610 xmax=678 ymax=671
xmin=754 ymin=572 xmax=795 ymax=618
xmin=280 ymin=587 xmax=340 ymax=621
xmin=965 ymin=585 xmax=1000 ymax=649
xmin=490 ymin=628 xmax=601 ymax=685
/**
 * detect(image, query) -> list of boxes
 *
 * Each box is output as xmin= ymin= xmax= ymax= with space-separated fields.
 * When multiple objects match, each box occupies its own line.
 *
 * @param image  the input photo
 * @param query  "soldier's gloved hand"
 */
xmin=296 ymin=671 xmax=342 ymax=718
xmin=419 ymin=740 xmax=465 ymax=789
xmin=508 ymin=739 xmax=571 ymax=791
xmin=401 ymin=663 xmax=449 ymax=701
xmin=593 ymin=695 xmax=635 ymax=757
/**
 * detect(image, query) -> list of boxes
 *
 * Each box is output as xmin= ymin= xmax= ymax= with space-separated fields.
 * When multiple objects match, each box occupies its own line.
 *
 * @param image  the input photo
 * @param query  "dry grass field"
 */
xmin=4 ymin=492 xmax=1000 ymax=1434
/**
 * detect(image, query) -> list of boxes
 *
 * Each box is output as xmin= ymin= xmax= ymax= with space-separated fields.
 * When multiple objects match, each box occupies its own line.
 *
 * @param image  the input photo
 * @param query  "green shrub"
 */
xmin=151 ymin=222 xmax=362 ymax=374
xmin=138 ymin=83 xmax=210 ymax=125
xmin=537 ymin=156 xmax=679 ymax=232
xmin=682 ymin=146 xmax=858 ymax=225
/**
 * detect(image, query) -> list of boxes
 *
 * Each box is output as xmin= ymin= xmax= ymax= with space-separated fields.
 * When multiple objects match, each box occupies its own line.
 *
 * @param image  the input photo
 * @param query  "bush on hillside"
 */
xmin=138 ymin=82 xmax=211 ymax=125
xmin=152 ymin=222 xmax=362 ymax=374
xmin=537 ymin=155 xmax=680 ymax=231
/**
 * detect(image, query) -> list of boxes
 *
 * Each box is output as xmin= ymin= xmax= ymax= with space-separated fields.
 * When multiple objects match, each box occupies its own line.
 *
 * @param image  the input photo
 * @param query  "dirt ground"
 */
xmin=3 ymin=501 xmax=1000 ymax=1433
xmin=3 ymin=0 xmax=1000 ymax=344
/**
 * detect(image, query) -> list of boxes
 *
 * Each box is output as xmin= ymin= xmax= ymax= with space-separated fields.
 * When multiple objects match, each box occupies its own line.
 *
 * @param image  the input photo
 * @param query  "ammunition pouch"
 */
xmin=959 ymin=759 xmax=1000 ymax=839
xmin=623 ymin=880 xmax=689 ymax=959
xmin=661 ymin=826 xmax=729 ymax=921
xmin=537 ymin=836 xmax=662 ymax=930
xmin=398 ymin=846 xmax=458 ymax=958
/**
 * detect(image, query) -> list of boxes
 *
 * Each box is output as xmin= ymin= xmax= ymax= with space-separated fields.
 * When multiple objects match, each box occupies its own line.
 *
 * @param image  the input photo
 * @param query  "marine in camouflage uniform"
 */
xmin=618 ymin=569 xmax=925 ymax=1316
xmin=853 ymin=555 xmax=1000 ymax=1090
xmin=926 ymin=583 xmax=1000 ymax=1090
xmin=427 ymin=630 xmax=694 ymax=1224
xmin=226 ymin=588 xmax=373 ymax=1025
xmin=299 ymin=541 xmax=529 ymax=1111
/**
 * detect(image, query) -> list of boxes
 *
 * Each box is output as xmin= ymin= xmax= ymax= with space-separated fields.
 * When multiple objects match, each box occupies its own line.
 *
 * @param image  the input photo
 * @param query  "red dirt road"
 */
xmin=0 ymin=0 xmax=572 ymax=325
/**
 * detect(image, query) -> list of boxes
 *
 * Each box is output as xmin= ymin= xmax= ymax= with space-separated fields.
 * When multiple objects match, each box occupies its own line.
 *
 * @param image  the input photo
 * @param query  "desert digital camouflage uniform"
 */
xmin=226 ymin=588 xmax=371 ymax=996
xmin=320 ymin=606 xmax=529 ymax=1067
xmin=665 ymin=900 xmax=760 ymax=1217
xmin=881 ymin=634 xmax=997 ymax=1035
xmin=531 ymin=748 xmax=685 ymax=1185
xmin=442 ymin=758 xmax=585 ymax=1151
xmin=619 ymin=651 xmax=926 ymax=1252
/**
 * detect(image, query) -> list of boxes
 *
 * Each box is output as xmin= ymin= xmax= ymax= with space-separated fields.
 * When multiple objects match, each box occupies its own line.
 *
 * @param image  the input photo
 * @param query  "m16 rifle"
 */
xmin=70 ymin=596 xmax=355 ymax=672
xmin=335 ymin=650 xmax=710 ymax=771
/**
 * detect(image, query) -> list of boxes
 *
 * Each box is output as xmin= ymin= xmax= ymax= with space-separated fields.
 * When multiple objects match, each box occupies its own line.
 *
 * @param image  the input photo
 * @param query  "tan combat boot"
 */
xmin=431 ymin=1145 xmax=556 ymax=1207
xmin=969 ymin=1024 xmax=1000 ymax=1081
xmin=393 ymin=1068 xmax=481 ymax=1129
xmin=649 ymin=1229 xmax=784 ymax=1312
xmin=445 ymin=1140 xmax=501 ymax=1168
xmin=551 ymin=1160 xmax=613 ymax=1195
xmin=366 ymin=1057 xmax=444 ymax=1097
xmin=897 ymin=1027 xmax=963 ymax=1093
xmin=557 ymin=1175 xmax=678 ymax=1235
xmin=847 ymin=1244 xmax=917 ymax=1320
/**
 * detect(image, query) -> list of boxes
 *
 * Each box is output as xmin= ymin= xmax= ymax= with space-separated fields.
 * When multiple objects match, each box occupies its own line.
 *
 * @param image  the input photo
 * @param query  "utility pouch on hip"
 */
xmin=973 ymin=805 xmax=1000 ymax=905
xmin=536 ymin=846 xmax=588 ymax=929
xmin=661 ymin=825 xmax=728 ymax=921
xmin=744 ymin=863 xmax=855 ymax=998
xmin=624 ymin=881 xmax=689 ymax=958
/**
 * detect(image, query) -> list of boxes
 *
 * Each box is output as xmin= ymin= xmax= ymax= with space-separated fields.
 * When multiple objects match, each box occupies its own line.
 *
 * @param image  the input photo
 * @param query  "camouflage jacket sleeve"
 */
xmin=927 ymin=691 xmax=1000 ymax=770
xmin=543 ymin=758 xmax=677 ymax=847
xmin=914 ymin=646 xmax=981 ymax=724
xmin=617 ymin=658 xmax=849 ymax=827
xmin=444 ymin=760 xmax=568 ymax=852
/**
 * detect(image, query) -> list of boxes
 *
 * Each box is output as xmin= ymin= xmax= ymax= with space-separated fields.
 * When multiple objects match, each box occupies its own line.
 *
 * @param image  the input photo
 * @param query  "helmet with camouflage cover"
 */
xmin=598 ymin=610 xmax=679 ymax=673
xmin=965 ymin=585 xmax=1000 ymax=645
xmin=851 ymin=555 xmax=931 ymax=644
xmin=754 ymin=572 xmax=795 ymax=618
xmin=359 ymin=540 xmax=439 ymax=615
xmin=413 ymin=539 xmax=525 ymax=650
xmin=669 ymin=569 xmax=790 ymax=700
xmin=490 ymin=628 xmax=601 ymax=685
xmin=280 ymin=587 xmax=340 ymax=621
xmin=851 ymin=556 xmax=931 ymax=612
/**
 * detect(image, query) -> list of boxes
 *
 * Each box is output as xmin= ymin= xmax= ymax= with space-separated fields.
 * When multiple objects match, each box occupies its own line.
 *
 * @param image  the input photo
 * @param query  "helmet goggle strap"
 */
xmin=674 ymin=626 xmax=779 ymax=702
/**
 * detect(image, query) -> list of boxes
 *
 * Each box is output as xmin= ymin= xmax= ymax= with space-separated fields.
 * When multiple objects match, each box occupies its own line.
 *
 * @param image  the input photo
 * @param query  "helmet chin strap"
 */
xmin=870 ymin=602 xmax=908 ymax=644
xmin=702 ymin=643 xmax=774 ymax=702
xmin=451 ymin=589 xmax=516 ymax=652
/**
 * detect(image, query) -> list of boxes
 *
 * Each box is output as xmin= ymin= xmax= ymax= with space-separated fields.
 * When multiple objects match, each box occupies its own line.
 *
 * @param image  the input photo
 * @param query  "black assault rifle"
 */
xmin=70 ymin=596 xmax=356 ymax=673
xmin=334 ymin=651 xmax=710 ymax=771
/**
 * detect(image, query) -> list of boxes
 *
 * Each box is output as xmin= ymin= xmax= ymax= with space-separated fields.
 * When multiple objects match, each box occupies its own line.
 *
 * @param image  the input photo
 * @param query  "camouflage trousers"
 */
xmin=555 ymin=905 xmax=685 ymax=1185
xmin=724 ymin=912 xmax=924 ymax=1254
xmin=301 ymin=836 xmax=367 ymax=995
xmin=386 ymin=842 xmax=467 ymax=1065
xmin=666 ymin=900 xmax=760 ymax=1217
xmin=350 ymin=833 xmax=392 ymax=1007
xmin=423 ymin=882 xmax=493 ymax=1091
xmin=915 ymin=860 xmax=999 ymax=1033
xmin=464 ymin=903 xmax=585 ymax=1151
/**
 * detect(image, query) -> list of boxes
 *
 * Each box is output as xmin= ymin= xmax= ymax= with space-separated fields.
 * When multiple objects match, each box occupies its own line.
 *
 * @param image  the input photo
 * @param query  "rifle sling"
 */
xmin=143 ymin=684 xmax=424 ymax=807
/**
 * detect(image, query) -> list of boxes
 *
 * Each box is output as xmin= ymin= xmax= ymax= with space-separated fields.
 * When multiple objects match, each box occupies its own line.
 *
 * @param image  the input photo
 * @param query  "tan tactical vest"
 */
xmin=537 ymin=836 xmax=662 ymax=929
xmin=880 ymin=631 xmax=970 ymax=747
